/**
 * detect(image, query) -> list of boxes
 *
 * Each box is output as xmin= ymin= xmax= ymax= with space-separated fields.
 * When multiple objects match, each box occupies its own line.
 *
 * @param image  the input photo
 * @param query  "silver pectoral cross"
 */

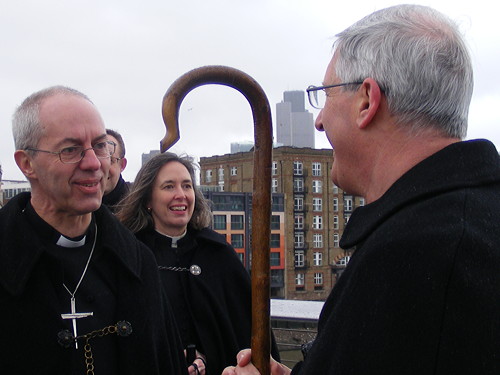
xmin=61 ymin=297 xmax=93 ymax=349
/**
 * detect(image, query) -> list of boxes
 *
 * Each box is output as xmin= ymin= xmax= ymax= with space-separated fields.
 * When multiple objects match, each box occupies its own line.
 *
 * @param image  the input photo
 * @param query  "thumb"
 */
xmin=236 ymin=349 xmax=252 ymax=366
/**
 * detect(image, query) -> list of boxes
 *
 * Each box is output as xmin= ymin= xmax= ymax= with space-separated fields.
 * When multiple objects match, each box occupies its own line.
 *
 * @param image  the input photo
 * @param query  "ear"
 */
xmin=14 ymin=150 xmax=36 ymax=179
xmin=120 ymin=157 xmax=128 ymax=172
xmin=355 ymin=78 xmax=382 ymax=129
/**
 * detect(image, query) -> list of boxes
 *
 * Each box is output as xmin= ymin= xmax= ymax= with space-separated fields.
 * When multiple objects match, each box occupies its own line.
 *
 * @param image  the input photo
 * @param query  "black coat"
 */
xmin=0 ymin=193 xmax=187 ymax=375
xmin=102 ymin=174 xmax=130 ymax=212
xmin=137 ymin=227 xmax=280 ymax=375
xmin=293 ymin=140 xmax=500 ymax=375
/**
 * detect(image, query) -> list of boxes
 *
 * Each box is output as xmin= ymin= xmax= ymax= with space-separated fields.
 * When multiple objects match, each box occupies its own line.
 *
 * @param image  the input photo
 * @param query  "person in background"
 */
xmin=102 ymin=128 xmax=129 ymax=212
xmin=116 ymin=152 xmax=280 ymax=375
xmin=0 ymin=86 xmax=187 ymax=375
xmin=223 ymin=4 xmax=500 ymax=375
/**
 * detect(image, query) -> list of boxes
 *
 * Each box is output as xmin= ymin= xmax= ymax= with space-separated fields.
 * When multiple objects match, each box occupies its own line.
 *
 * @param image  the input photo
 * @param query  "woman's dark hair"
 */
xmin=116 ymin=152 xmax=212 ymax=233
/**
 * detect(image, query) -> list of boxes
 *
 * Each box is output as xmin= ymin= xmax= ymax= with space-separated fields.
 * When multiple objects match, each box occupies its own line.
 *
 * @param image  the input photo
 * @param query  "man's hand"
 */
xmin=222 ymin=349 xmax=291 ymax=375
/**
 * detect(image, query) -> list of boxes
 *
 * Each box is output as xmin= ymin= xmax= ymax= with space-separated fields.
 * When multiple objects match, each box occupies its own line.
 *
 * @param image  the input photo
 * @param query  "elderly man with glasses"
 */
xmin=0 ymin=86 xmax=187 ymax=375
xmin=225 ymin=4 xmax=500 ymax=375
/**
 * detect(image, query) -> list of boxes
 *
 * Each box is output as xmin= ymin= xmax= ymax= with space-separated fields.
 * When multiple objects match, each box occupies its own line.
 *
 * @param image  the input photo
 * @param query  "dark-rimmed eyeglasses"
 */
xmin=107 ymin=141 xmax=124 ymax=164
xmin=306 ymin=82 xmax=363 ymax=109
xmin=111 ymin=156 xmax=124 ymax=164
xmin=25 ymin=141 xmax=116 ymax=164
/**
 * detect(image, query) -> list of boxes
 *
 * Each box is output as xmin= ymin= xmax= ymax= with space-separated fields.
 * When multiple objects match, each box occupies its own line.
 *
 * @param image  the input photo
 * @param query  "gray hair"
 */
xmin=12 ymin=86 xmax=92 ymax=150
xmin=333 ymin=4 xmax=473 ymax=139
xmin=116 ymin=152 xmax=212 ymax=233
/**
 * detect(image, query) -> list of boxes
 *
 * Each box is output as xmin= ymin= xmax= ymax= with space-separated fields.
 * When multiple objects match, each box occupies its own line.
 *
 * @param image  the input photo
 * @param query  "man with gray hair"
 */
xmin=0 ymin=86 xmax=187 ymax=374
xmin=224 ymin=4 xmax=500 ymax=375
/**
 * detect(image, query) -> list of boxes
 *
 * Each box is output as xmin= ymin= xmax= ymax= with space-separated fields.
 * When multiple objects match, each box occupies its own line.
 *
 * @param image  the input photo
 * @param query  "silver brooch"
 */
xmin=189 ymin=265 xmax=202 ymax=275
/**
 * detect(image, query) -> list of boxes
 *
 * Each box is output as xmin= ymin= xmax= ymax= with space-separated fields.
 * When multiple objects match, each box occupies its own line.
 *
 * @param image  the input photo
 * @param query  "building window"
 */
xmin=293 ymin=161 xmax=303 ymax=175
xmin=333 ymin=198 xmax=339 ymax=212
xmin=344 ymin=197 xmax=353 ymax=212
xmin=270 ymin=233 xmax=280 ymax=248
xmin=294 ymin=196 xmax=304 ymax=211
xmin=272 ymin=178 xmax=278 ymax=193
xmin=333 ymin=233 xmax=340 ymax=248
xmin=272 ymin=161 xmax=278 ymax=175
xmin=218 ymin=167 xmax=224 ymax=182
xmin=345 ymin=214 xmax=351 ymax=225
xmin=313 ymin=233 xmax=323 ymax=248
xmin=359 ymin=198 xmax=365 ymax=206
xmin=271 ymin=215 xmax=280 ymax=230
xmin=230 ymin=166 xmax=237 ymax=176
xmin=294 ymin=178 xmax=304 ymax=193
xmin=312 ymin=198 xmax=322 ymax=212
xmin=205 ymin=169 xmax=212 ymax=183
xmin=314 ymin=272 xmax=323 ymax=286
xmin=237 ymin=252 xmax=244 ymax=264
xmin=270 ymin=252 xmax=281 ymax=266
xmin=295 ymin=250 xmax=305 ymax=267
xmin=294 ymin=214 xmax=304 ymax=230
xmin=332 ymin=184 xmax=338 ymax=194
xmin=312 ymin=215 xmax=323 ymax=230
xmin=231 ymin=215 xmax=244 ymax=230
xmin=294 ymin=232 xmax=304 ymax=248
xmin=333 ymin=215 xmax=339 ymax=230
xmin=212 ymin=195 xmax=245 ymax=211
xmin=296 ymin=273 xmax=305 ymax=286
xmin=312 ymin=162 xmax=321 ymax=176
xmin=312 ymin=180 xmax=322 ymax=193
xmin=272 ymin=195 xmax=284 ymax=211
xmin=313 ymin=252 xmax=323 ymax=266
xmin=231 ymin=234 xmax=244 ymax=248
xmin=337 ymin=256 xmax=351 ymax=266
xmin=213 ymin=215 xmax=226 ymax=230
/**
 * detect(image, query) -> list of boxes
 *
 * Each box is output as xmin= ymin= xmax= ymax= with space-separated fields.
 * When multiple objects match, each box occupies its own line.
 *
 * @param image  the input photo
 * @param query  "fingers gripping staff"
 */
xmin=161 ymin=66 xmax=273 ymax=375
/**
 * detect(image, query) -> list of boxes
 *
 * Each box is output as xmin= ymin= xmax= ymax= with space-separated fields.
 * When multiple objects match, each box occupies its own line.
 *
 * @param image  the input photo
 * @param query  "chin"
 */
xmin=76 ymin=199 xmax=103 ymax=215
xmin=172 ymin=222 xmax=189 ymax=231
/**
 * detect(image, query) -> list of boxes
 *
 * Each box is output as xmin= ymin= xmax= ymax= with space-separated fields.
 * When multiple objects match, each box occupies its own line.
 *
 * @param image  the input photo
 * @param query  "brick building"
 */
xmin=200 ymin=146 xmax=364 ymax=300
xmin=202 ymin=191 xmax=286 ymax=298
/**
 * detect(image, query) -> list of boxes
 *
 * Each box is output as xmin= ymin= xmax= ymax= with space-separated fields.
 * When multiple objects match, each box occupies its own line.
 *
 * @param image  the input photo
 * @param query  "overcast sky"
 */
xmin=1 ymin=0 xmax=498 ymax=182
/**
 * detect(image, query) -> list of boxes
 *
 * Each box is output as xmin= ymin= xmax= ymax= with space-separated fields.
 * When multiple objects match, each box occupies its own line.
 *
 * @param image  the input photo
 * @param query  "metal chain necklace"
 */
xmin=57 ymin=320 xmax=133 ymax=375
xmin=158 ymin=264 xmax=202 ymax=275
xmin=60 ymin=223 xmax=97 ymax=349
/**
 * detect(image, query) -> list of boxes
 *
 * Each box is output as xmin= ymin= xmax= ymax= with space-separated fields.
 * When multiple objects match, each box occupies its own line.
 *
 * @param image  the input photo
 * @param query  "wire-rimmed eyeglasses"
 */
xmin=25 ymin=141 xmax=116 ymax=164
xmin=306 ymin=82 xmax=363 ymax=109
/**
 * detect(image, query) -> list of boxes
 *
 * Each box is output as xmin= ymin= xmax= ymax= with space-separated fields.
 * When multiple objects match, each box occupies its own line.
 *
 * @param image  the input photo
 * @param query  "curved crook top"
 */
xmin=161 ymin=65 xmax=273 ymax=375
xmin=161 ymin=65 xmax=272 ymax=152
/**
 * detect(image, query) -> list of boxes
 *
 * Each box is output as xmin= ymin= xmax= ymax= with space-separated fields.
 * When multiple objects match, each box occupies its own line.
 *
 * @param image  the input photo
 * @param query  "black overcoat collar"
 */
xmin=341 ymin=139 xmax=500 ymax=249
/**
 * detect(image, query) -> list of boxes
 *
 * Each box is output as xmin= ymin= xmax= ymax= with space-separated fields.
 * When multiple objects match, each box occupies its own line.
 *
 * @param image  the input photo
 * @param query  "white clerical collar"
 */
xmin=155 ymin=229 xmax=187 ymax=248
xmin=56 ymin=234 xmax=86 ymax=248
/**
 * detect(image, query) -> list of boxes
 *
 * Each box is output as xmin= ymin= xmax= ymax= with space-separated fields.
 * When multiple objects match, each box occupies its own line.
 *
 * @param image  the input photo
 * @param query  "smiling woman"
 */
xmin=148 ymin=160 xmax=196 ymax=236
xmin=116 ymin=152 xmax=281 ymax=375
xmin=116 ymin=153 xmax=211 ymax=234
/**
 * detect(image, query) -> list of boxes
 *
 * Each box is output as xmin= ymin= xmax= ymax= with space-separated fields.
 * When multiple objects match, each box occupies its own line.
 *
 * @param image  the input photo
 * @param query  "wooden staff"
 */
xmin=161 ymin=65 xmax=272 ymax=375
